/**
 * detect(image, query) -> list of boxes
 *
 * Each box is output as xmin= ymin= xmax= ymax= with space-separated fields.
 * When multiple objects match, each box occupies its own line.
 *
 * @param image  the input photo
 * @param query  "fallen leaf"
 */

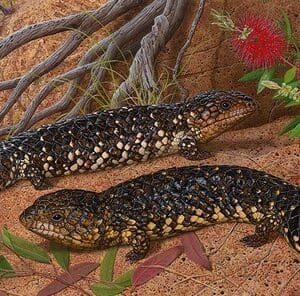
xmin=50 ymin=241 xmax=70 ymax=270
xmin=91 ymin=269 xmax=133 ymax=296
xmin=38 ymin=262 xmax=99 ymax=296
xmin=132 ymin=245 xmax=184 ymax=287
xmin=1 ymin=228 xmax=50 ymax=264
xmin=0 ymin=255 xmax=16 ymax=278
xmin=180 ymin=232 xmax=212 ymax=271
xmin=100 ymin=247 xmax=118 ymax=283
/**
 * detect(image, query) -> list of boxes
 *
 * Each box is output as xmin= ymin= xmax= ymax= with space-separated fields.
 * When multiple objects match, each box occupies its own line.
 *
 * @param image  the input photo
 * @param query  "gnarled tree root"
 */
xmin=0 ymin=0 xmax=206 ymax=136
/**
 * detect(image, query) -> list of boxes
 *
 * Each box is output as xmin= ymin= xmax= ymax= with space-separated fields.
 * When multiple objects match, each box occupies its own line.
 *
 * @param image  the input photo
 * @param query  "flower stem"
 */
xmin=280 ymin=56 xmax=296 ymax=68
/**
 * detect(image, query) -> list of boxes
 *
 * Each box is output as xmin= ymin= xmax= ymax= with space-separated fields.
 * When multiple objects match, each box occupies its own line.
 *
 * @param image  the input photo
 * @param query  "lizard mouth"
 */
xmin=19 ymin=215 xmax=65 ymax=241
xmin=198 ymin=107 xmax=255 ymax=143
xmin=29 ymin=221 xmax=66 ymax=240
xmin=19 ymin=216 xmax=94 ymax=249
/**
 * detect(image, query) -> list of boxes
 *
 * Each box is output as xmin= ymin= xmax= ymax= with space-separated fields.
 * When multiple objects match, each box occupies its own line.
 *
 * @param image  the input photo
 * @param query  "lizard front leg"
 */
xmin=240 ymin=215 xmax=280 ymax=247
xmin=24 ymin=165 xmax=52 ymax=190
xmin=178 ymin=135 xmax=212 ymax=161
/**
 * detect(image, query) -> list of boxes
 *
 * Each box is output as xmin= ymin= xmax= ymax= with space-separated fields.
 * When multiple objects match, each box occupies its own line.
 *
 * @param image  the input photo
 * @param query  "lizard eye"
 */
xmin=221 ymin=101 xmax=231 ymax=110
xmin=52 ymin=213 xmax=63 ymax=222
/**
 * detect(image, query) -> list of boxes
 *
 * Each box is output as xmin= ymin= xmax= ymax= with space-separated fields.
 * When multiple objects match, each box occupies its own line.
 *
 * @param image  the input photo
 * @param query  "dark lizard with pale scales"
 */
xmin=20 ymin=165 xmax=300 ymax=262
xmin=0 ymin=90 xmax=256 ymax=191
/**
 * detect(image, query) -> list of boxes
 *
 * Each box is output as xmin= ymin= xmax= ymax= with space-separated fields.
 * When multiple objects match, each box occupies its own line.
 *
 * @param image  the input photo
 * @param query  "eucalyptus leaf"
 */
xmin=272 ymin=78 xmax=284 ymax=84
xmin=279 ymin=116 xmax=300 ymax=135
xmin=132 ymin=246 xmax=184 ymax=287
xmin=287 ymin=81 xmax=300 ymax=88
xmin=257 ymin=69 xmax=275 ymax=93
xmin=50 ymin=241 xmax=70 ymax=270
xmin=38 ymin=262 xmax=99 ymax=296
xmin=289 ymin=123 xmax=300 ymax=138
xmin=0 ymin=255 xmax=16 ymax=278
xmin=293 ymin=51 xmax=300 ymax=59
xmin=91 ymin=269 xmax=133 ymax=296
xmin=1 ymin=228 xmax=50 ymax=263
xmin=239 ymin=69 xmax=265 ymax=82
xmin=100 ymin=247 xmax=118 ymax=283
xmin=280 ymin=12 xmax=292 ymax=42
xmin=285 ymin=100 xmax=300 ymax=107
xmin=180 ymin=233 xmax=212 ymax=270
xmin=113 ymin=269 xmax=133 ymax=285
xmin=284 ymin=67 xmax=297 ymax=84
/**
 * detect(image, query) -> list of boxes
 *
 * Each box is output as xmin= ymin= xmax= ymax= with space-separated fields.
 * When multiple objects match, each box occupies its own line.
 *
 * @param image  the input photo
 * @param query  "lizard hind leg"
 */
xmin=125 ymin=230 xmax=150 ymax=263
xmin=240 ymin=215 xmax=280 ymax=248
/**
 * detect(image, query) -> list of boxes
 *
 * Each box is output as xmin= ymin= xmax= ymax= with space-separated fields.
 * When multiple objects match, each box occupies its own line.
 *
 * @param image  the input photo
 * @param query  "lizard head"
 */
xmin=20 ymin=189 xmax=106 ymax=249
xmin=185 ymin=90 xmax=257 ymax=143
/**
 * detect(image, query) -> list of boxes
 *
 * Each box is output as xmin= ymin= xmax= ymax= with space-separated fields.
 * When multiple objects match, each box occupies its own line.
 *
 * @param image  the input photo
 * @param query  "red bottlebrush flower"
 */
xmin=232 ymin=15 xmax=286 ymax=68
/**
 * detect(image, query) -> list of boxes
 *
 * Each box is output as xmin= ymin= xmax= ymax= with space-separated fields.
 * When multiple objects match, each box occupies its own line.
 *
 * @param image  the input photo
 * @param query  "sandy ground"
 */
xmin=0 ymin=117 xmax=299 ymax=296
xmin=0 ymin=0 xmax=299 ymax=295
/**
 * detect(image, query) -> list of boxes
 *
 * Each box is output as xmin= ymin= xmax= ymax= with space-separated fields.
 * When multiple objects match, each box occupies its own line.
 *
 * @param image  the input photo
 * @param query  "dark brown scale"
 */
xmin=20 ymin=165 xmax=300 ymax=263
xmin=0 ymin=90 xmax=256 ymax=191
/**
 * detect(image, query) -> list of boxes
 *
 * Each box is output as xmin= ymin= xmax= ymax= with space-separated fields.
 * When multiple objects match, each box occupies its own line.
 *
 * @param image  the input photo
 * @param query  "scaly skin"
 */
xmin=20 ymin=165 xmax=300 ymax=263
xmin=0 ymin=90 xmax=256 ymax=191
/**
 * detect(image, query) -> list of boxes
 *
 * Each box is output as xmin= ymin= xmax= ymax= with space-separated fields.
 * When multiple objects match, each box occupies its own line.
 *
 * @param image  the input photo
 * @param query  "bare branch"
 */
xmin=64 ymin=0 xmax=168 ymax=119
xmin=111 ymin=0 xmax=188 ymax=107
xmin=0 ymin=13 xmax=86 ymax=58
xmin=0 ymin=0 xmax=206 ymax=137
xmin=173 ymin=0 xmax=206 ymax=99
xmin=0 ymin=0 xmax=144 ymax=121
xmin=7 ymin=0 xmax=166 ymax=133
xmin=0 ymin=77 xmax=20 ymax=90
xmin=0 ymin=44 xmax=140 ymax=135
xmin=0 ymin=62 xmax=96 ymax=136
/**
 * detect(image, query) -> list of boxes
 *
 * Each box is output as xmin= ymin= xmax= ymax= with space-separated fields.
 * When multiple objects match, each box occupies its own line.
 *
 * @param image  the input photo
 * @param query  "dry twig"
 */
xmin=173 ymin=0 xmax=206 ymax=99
xmin=0 ymin=0 xmax=199 ymax=136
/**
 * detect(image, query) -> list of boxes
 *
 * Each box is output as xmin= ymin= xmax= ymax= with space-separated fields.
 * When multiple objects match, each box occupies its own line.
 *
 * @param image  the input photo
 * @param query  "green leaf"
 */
xmin=280 ymin=12 xmax=292 ymax=43
xmin=50 ymin=241 xmax=70 ymax=270
xmin=293 ymin=51 xmax=300 ymax=60
xmin=285 ymin=100 xmax=300 ymax=107
xmin=257 ymin=69 xmax=275 ymax=93
xmin=1 ymin=228 xmax=50 ymax=263
xmin=290 ymin=123 xmax=300 ymax=138
xmin=287 ymin=80 xmax=300 ymax=87
xmin=91 ymin=269 xmax=133 ymax=296
xmin=272 ymin=78 xmax=284 ymax=84
xmin=284 ymin=67 xmax=297 ymax=83
xmin=239 ymin=69 xmax=265 ymax=82
xmin=0 ymin=255 xmax=16 ymax=278
xmin=279 ymin=116 xmax=300 ymax=135
xmin=100 ymin=247 xmax=118 ymax=283
xmin=113 ymin=269 xmax=133 ymax=286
